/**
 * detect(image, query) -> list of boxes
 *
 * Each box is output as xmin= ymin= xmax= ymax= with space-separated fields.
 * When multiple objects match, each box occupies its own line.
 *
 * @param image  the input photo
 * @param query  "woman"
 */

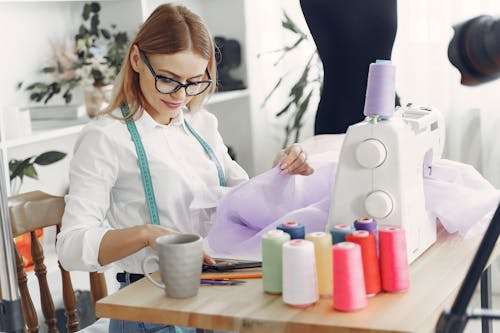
xmin=56 ymin=3 xmax=313 ymax=333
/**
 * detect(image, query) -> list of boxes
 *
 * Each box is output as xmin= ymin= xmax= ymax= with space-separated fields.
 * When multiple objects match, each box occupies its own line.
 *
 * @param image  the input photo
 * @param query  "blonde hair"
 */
xmin=103 ymin=3 xmax=216 ymax=118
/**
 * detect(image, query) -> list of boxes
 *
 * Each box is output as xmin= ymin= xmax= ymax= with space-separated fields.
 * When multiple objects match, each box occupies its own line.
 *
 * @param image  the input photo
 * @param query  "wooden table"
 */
xmin=96 ymin=226 xmax=499 ymax=333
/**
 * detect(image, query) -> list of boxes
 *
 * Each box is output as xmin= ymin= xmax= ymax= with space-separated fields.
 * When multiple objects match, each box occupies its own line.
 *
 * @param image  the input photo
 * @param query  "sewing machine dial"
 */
xmin=355 ymin=139 xmax=387 ymax=168
xmin=365 ymin=190 xmax=393 ymax=218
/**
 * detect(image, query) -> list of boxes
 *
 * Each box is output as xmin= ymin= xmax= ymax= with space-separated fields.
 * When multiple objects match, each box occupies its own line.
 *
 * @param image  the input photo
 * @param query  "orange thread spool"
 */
xmin=346 ymin=230 xmax=381 ymax=296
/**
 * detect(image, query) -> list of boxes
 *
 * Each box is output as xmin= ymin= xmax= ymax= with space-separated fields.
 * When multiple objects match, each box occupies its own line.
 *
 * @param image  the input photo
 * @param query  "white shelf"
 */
xmin=206 ymin=89 xmax=249 ymax=105
xmin=2 ymin=123 xmax=87 ymax=149
xmin=1 ymin=90 xmax=248 ymax=150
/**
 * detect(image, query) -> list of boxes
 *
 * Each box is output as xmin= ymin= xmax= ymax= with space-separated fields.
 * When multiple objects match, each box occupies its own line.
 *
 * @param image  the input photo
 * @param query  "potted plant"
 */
xmin=260 ymin=11 xmax=323 ymax=149
xmin=9 ymin=151 xmax=67 ymax=195
xmin=18 ymin=2 xmax=130 ymax=117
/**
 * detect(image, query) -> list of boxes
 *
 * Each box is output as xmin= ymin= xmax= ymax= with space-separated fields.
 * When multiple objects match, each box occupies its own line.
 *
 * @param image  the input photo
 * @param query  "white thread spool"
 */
xmin=282 ymin=239 xmax=319 ymax=308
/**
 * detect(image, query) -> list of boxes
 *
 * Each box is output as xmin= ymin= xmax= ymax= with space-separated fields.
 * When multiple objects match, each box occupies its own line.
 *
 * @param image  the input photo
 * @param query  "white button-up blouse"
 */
xmin=56 ymin=108 xmax=249 ymax=273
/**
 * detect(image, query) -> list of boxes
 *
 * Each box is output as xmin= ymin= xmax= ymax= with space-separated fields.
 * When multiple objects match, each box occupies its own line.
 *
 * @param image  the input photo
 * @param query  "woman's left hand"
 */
xmin=203 ymin=253 xmax=216 ymax=265
xmin=273 ymin=144 xmax=314 ymax=176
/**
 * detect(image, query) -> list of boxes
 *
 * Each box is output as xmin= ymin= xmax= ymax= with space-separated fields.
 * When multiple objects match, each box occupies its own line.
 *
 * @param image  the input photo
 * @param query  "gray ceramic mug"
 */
xmin=141 ymin=233 xmax=203 ymax=298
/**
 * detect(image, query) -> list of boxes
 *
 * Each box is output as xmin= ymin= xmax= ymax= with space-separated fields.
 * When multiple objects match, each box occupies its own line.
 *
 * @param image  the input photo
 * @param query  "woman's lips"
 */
xmin=163 ymin=100 xmax=182 ymax=108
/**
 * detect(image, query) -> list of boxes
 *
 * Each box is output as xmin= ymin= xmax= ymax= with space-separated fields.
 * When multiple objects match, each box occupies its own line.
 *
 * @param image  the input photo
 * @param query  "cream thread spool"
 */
xmin=282 ymin=239 xmax=318 ymax=308
xmin=262 ymin=229 xmax=291 ymax=294
xmin=305 ymin=231 xmax=333 ymax=298
xmin=333 ymin=242 xmax=367 ymax=312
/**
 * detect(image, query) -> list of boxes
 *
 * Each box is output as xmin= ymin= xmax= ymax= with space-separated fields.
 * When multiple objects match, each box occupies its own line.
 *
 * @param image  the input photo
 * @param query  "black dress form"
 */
xmin=300 ymin=0 xmax=398 ymax=134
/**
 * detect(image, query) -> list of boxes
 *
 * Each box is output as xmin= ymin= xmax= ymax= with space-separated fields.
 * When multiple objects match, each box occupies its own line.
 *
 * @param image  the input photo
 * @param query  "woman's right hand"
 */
xmin=142 ymin=225 xmax=215 ymax=264
xmin=142 ymin=224 xmax=178 ymax=250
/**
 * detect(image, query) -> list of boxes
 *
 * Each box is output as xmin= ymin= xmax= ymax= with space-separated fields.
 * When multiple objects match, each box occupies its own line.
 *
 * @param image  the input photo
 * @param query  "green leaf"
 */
xmin=41 ymin=66 xmax=56 ymax=73
xmin=276 ymin=100 xmax=294 ymax=117
xmin=34 ymin=151 xmax=67 ymax=165
xmin=82 ymin=3 xmax=90 ymax=20
xmin=56 ymin=61 xmax=64 ymax=74
xmin=91 ymin=14 xmax=100 ymax=36
xmin=101 ymin=28 xmax=111 ymax=39
xmin=261 ymin=77 xmax=283 ymax=108
xmin=8 ymin=159 xmax=22 ymax=178
xmin=63 ymin=88 xmax=73 ymax=104
xmin=30 ymin=93 xmax=42 ymax=102
xmin=293 ymin=90 xmax=312 ymax=129
xmin=9 ymin=157 xmax=34 ymax=181
xmin=79 ymin=24 xmax=88 ymax=36
xmin=115 ymin=32 xmax=128 ymax=45
xmin=44 ymin=92 xmax=54 ymax=104
xmin=49 ymin=82 xmax=61 ymax=94
xmin=90 ymin=2 xmax=101 ymax=13
xmin=26 ymin=82 xmax=48 ymax=90
xmin=282 ymin=12 xmax=306 ymax=38
xmin=23 ymin=165 xmax=38 ymax=180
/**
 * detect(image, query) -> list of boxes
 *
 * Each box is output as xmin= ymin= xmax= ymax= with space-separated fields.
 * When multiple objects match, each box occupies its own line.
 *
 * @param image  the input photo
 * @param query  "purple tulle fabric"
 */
xmin=206 ymin=135 xmax=500 ymax=260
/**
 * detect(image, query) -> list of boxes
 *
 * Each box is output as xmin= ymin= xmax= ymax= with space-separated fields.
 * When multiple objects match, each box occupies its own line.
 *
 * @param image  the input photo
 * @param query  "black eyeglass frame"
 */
xmin=139 ymin=49 xmax=212 ymax=96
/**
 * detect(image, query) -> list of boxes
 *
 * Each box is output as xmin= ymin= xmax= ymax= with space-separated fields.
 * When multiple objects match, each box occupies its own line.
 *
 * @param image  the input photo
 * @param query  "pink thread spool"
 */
xmin=332 ymin=242 xmax=367 ymax=312
xmin=379 ymin=226 xmax=410 ymax=292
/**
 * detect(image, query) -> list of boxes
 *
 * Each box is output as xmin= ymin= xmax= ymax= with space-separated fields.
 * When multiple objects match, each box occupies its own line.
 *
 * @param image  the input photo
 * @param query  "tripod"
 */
xmin=436 ymin=203 xmax=500 ymax=333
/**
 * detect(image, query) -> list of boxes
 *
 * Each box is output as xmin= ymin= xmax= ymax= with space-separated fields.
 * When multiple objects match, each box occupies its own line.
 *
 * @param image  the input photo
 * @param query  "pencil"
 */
xmin=200 ymin=272 xmax=262 ymax=280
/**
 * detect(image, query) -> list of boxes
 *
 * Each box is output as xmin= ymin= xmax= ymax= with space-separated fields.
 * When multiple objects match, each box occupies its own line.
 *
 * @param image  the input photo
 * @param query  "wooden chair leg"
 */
xmin=15 ymin=245 xmax=37 ymax=333
xmin=31 ymin=231 xmax=59 ymax=333
xmin=89 ymin=272 xmax=108 ymax=320
xmin=60 ymin=262 xmax=79 ymax=333
xmin=55 ymin=225 xmax=80 ymax=333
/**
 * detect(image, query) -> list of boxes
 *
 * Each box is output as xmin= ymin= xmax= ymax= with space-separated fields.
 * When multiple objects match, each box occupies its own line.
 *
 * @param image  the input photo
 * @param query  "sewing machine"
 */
xmin=327 ymin=104 xmax=445 ymax=263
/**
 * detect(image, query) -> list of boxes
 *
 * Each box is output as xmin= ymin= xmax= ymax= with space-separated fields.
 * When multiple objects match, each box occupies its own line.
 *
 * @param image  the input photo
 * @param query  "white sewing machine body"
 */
xmin=327 ymin=105 xmax=445 ymax=263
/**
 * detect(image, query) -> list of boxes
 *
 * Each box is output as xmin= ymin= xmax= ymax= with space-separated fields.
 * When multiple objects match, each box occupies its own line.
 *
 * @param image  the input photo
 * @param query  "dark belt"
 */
xmin=116 ymin=272 xmax=145 ymax=284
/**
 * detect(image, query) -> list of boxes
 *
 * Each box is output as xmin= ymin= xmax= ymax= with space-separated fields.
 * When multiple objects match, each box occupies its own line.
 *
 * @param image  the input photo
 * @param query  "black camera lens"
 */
xmin=448 ymin=15 xmax=500 ymax=86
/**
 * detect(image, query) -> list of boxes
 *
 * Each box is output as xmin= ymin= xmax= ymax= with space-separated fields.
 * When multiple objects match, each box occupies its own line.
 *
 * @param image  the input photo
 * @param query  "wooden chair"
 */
xmin=7 ymin=190 xmax=108 ymax=333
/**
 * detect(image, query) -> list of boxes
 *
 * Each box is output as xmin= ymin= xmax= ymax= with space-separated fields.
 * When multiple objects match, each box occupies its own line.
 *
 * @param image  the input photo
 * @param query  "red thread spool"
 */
xmin=332 ymin=242 xmax=367 ymax=312
xmin=379 ymin=226 xmax=410 ymax=292
xmin=345 ymin=230 xmax=381 ymax=296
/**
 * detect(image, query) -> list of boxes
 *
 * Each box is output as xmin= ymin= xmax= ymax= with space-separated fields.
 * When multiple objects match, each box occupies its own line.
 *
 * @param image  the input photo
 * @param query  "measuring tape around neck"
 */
xmin=184 ymin=121 xmax=227 ymax=187
xmin=120 ymin=104 xmax=227 ymax=225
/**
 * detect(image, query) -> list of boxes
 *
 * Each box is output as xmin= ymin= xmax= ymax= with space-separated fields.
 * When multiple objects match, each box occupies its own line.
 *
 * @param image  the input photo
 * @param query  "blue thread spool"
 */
xmin=354 ymin=217 xmax=377 ymax=235
xmin=330 ymin=224 xmax=355 ymax=244
xmin=277 ymin=221 xmax=305 ymax=239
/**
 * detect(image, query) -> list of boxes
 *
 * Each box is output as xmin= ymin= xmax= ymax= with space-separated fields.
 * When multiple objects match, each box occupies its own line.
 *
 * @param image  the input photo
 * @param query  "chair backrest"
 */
xmin=7 ymin=190 xmax=108 ymax=333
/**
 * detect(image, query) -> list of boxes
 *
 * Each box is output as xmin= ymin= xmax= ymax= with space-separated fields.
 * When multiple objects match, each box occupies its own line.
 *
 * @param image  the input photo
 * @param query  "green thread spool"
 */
xmin=262 ymin=229 xmax=291 ymax=294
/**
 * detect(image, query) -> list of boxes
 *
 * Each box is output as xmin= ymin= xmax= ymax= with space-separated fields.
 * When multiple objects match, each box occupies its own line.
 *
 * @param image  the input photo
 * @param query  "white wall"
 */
xmin=392 ymin=0 xmax=500 ymax=176
xmin=0 ymin=1 xmax=141 ymax=195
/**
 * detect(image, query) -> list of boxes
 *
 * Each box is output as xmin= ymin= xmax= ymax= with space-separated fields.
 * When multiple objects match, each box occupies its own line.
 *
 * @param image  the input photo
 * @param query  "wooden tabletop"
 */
xmin=96 ymin=226 xmax=499 ymax=333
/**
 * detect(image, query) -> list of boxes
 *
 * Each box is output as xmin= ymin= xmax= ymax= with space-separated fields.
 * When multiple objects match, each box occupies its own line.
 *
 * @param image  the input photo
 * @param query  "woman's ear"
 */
xmin=130 ymin=44 xmax=141 ymax=73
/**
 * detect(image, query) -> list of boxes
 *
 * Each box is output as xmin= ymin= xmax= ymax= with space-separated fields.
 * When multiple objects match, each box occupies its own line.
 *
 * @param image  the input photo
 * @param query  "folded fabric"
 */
xmin=206 ymin=135 xmax=500 ymax=260
xmin=424 ymin=159 xmax=499 ymax=238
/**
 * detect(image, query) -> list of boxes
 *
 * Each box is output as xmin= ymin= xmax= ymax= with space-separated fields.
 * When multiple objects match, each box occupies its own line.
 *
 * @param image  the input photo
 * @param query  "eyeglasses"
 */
xmin=139 ymin=50 xmax=212 ymax=96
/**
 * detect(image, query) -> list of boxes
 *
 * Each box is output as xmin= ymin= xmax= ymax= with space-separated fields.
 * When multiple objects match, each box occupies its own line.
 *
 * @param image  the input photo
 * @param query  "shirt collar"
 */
xmin=134 ymin=107 xmax=190 ymax=136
